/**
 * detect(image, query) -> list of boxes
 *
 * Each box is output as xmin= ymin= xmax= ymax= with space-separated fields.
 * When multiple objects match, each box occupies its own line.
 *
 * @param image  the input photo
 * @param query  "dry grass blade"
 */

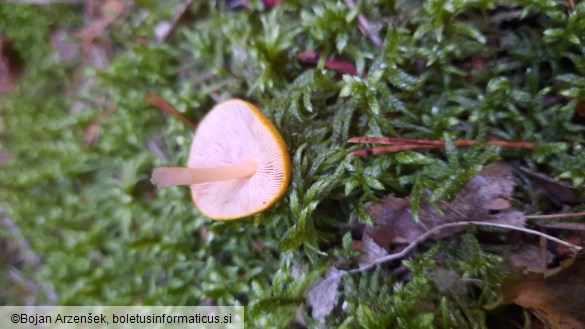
xmin=526 ymin=212 xmax=585 ymax=220
xmin=144 ymin=92 xmax=197 ymax=129
xmin=344 ymin=0 xmax=383 ymax=49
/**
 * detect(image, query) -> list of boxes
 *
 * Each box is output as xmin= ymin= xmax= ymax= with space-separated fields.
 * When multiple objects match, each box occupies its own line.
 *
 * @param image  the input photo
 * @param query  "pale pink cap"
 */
xmin=188 ymin=100 xmax=291 ymax=220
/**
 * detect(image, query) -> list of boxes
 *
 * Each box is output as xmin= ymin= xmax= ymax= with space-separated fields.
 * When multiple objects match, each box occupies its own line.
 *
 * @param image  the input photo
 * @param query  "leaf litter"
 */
xmin=306 ymin=268 xmax=346 ymax=324
xmin=487 ymin=251 xmax=585 ymax=329
xmin=306 ymin=162 xmax=583 ymax=324
xmin=365 ymin=163 xmax=523 ymax=248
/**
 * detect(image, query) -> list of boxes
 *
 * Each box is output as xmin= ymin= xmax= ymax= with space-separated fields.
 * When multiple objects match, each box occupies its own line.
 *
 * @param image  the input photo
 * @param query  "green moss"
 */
xmin=1 ymin=0 xmax=584 ymax=327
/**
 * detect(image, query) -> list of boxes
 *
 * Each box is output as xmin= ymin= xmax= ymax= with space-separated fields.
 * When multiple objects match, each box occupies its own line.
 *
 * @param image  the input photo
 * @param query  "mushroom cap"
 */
xmin=188 ymin=99 xmax=291 ymax=220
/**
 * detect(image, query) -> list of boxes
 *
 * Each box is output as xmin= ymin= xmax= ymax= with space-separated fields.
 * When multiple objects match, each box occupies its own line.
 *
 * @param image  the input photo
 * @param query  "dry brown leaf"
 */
xmin=555 ymin=234 xmax=585 ymax=260
xmin=365 ymin=163 xmax=521 ymax=248
xmin=306 ymin=268 xmax=345 ymax=324
xmin=493 ymin=251 xmax=585 ymax=329
xmin=501 ymin=244 xmax=554 ymax=272
xmin=365 ymin=195 xmax=425 ymax=246
xmin=324 ymin=59 xmax=358 ymax=76
xmin=429 ymin=163 xmax=516 ymax=223
xmin=424 ymin=267 xmax=473 ymax=296
xmin=519 ymin=166 xmax=585 ymax=206
xmin=297 ymin=51 xmax=320 ymax=64
xmin=358 ymin=233 xmax=389 ymax=268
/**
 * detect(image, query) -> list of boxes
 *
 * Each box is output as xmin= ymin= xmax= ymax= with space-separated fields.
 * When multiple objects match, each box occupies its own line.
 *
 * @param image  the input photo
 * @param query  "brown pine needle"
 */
xmin=348 ymin=145 xmax=436 ymax=157
xmin=144 ymin=92 xmax=197 ymax=130
xmin=348 ymin=136 xmax=536 ymax=157
xmin=344 ymin=0 xmax=383 ymax=49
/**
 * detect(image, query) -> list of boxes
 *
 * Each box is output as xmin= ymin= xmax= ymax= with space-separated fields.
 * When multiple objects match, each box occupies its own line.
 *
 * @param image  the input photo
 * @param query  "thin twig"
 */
xmin=344 ymin=0 xmax=383 ymax=49
xmin=355 ymin=221 xmax=580 ymax=274
xmin=349 ymin=136 xmax=536 ymax=148
xmin=308 ymin=219 xmax=581 ymax=292
xmin=526 ymin=211 xmax=585 ymax=220
xmin=144 ymin=92 xmax=197 ymax=129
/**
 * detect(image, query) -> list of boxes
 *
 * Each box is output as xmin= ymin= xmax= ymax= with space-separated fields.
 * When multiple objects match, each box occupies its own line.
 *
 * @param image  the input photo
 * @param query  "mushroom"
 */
xmin=152 ymin=99 xmax=291 ymax=220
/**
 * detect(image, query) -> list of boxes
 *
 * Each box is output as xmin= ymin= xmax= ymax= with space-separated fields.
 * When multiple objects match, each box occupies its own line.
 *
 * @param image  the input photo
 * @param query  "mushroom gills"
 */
xmin=151 ymin=162 xmax=258 ymax=189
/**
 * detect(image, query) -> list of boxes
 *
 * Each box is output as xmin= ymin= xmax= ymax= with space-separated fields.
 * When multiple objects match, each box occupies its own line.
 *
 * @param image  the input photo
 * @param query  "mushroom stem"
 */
xmin=152 ymin=162 xmax=258 ymax=189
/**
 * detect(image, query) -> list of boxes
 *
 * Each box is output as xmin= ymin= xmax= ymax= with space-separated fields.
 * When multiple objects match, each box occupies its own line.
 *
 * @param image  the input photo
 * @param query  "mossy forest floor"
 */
xmin=1 ymin=0 xmax=585 ymax=328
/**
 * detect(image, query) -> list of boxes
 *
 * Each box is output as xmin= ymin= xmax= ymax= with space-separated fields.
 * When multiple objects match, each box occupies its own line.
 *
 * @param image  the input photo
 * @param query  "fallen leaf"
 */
xmin=325 ymin=59 xmax=358 ymax=76
xmin=424 ymin=267 xmax=474 ymax=296
xmin=297 ymin=51 xmax=320 ymax=65
xmin=425 ymin=163 xmax=516 ymax=224
xmin=365 ymin=195 xmax=425 ymax=246
xmin=519 ymin=166 xmax=585 ymax=206
xmin=358 ymin=233 xmax=389 ymax=268
xmin=365 ymin=163 xmax=522 ymax=248
xmin=555 ymin=234 xmax=584 ymax=260
xmin=501 ymin=244 xmax=554 ymax=272
xmin=492 ymin=251 xmax=585 ymax=329
xmin=306 ymin=268 xmax=345 ymax=324
xmin=293 ymin=304 xmax=307 ymax=328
